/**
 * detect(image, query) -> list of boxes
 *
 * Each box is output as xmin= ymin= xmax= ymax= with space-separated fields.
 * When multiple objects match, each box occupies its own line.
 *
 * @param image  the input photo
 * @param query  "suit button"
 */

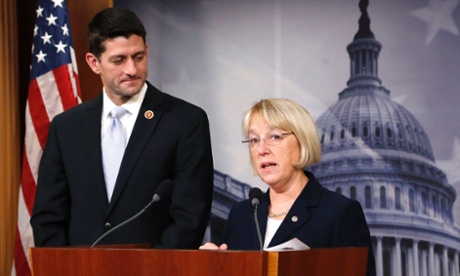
xmin=104 ymin=222 xmax=112 ymax=229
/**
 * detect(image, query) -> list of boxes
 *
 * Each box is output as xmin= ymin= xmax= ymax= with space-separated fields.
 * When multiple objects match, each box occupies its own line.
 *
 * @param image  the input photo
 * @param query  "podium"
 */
xmin=29 ymin=246 xmax=368 ymax=276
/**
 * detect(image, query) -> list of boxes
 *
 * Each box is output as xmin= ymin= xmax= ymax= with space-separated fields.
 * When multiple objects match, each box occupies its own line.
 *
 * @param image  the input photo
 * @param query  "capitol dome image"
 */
xmin=205 ymin=1 xmax=460 ymax=275
xmin=309 ymin=1 xmax=460 ymax=275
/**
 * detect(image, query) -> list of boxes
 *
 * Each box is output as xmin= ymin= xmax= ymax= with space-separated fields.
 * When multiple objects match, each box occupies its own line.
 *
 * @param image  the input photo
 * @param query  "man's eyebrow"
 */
xmin=108 ymin=54 xmax=126 ymax=60
xmin=133 ymin=50 xmax=146 ymax=56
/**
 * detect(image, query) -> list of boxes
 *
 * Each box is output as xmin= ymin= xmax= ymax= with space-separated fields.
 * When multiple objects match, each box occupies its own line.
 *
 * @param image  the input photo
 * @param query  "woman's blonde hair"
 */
xmin=243 ymin=98 xmax=321 ymax=170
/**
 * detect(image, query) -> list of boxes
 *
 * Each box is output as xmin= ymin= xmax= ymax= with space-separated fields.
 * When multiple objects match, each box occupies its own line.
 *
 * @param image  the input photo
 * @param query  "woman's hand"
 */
xmin=199 ymin=242 xmax=228 ymax=250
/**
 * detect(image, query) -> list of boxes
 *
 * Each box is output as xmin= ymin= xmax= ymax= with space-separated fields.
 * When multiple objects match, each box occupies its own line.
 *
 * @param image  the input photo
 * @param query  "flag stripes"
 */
xmin=13 ymin=0 xmax=81 ymax=275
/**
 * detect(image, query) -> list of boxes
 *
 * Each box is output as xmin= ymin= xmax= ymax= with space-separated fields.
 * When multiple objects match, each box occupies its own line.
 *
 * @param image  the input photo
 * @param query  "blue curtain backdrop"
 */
xmin=114 ymin=1 xmax=460 ymax=275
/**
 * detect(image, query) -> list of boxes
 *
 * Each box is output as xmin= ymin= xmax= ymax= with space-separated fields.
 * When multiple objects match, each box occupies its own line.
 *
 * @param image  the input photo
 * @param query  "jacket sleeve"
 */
xmin=30 ymin=118 xmax=71 ymax=246
xmin=155 ymin=108 xmax=214 ymax=248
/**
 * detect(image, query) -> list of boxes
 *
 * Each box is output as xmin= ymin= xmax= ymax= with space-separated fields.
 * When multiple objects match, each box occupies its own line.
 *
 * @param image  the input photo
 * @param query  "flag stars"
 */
xmin=41 ymin=32 xmax=52 ymax=44
xmin=54 ymin=41 xmax=67 ymax=53
xmin=46 ymin=13 xmax=58 ymax=26
xmin=411 ymin=0 xmax=460 ymax=45
xmin=36 ymin=50 xmax=47 ymax=63
xmin=28 ymin=0 xmax=77 ymax=80
xmin=61 ymin=24 xmax=69 ymax=36
xmin=52 ymin=0 xmax=64 ymax=8
xmin=36 ymin=6 xmax=44 ymax=17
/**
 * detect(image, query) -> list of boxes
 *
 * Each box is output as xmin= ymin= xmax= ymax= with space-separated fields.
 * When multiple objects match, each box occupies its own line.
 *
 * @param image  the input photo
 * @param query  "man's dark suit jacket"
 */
xmin=224 ymin=171 xmax=376 ymax=276
xmin=31 ymin=82 xmax=214 ymax=249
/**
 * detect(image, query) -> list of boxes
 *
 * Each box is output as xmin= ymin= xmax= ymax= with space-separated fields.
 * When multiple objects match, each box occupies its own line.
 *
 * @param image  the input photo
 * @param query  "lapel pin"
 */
xmin=144 ymin=110 xmax=154 ymax=119
xmin=291 ymin=216 xmax=298 ymax=222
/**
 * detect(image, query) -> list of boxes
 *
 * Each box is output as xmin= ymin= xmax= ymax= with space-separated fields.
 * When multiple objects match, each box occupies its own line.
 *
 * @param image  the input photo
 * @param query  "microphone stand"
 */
xmin=91 ymin=197 xmax=158 ymax=248
xmin=253 ymin=203 xmax=263 ymax=250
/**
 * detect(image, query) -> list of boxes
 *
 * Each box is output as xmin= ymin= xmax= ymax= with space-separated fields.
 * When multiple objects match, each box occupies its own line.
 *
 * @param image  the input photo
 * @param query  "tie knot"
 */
xmin=110 ymin=107 xmax=128 ymax=119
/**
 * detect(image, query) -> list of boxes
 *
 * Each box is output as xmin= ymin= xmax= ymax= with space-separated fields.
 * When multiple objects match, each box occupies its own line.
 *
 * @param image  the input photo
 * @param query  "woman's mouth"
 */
xmin=261 ymin=162 xmax=276 ymax=169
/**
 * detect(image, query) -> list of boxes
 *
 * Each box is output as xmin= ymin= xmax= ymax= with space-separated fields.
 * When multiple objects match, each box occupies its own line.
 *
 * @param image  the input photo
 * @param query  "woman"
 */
xmin=201 ymin=98 xmax=375 ymax=275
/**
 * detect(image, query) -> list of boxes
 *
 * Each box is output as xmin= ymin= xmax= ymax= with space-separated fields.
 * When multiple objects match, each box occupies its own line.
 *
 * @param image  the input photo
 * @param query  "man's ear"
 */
xmin=85 ymin=53 xmax=100 ymax=74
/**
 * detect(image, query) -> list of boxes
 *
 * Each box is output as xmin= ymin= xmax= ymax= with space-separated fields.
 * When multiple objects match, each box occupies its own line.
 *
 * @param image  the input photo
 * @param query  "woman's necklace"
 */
xmin=268 ymin=208 xmax=290 ymax=218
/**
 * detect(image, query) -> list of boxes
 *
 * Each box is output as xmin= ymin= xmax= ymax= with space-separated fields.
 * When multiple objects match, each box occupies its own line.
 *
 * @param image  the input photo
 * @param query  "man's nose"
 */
xmin=124 ymin=58 xmax=137 ymax=75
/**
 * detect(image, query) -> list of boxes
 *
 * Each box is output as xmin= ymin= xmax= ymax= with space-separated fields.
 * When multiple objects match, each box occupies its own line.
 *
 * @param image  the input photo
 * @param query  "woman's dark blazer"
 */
xmin=224 ymin=171 xmax=376 ymax=276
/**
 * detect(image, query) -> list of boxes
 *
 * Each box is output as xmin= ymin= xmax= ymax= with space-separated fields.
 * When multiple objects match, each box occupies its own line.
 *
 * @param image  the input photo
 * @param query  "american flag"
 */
xmin=12 ymin=0 xmax=81 ymax=275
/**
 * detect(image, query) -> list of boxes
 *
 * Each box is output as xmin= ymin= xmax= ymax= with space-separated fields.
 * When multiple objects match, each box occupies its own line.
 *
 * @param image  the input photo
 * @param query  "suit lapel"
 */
xmin=108 ymin=84 xmax=165 ymax=211
xmin=80 ymin=95 xmax=109 ymax=208
xmin=268 ymin=177 xmax=322 ymax=248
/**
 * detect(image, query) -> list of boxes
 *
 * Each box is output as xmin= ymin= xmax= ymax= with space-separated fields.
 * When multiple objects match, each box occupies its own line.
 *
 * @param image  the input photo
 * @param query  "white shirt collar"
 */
xmin=102 ymin=83 xmax=148 ymax=118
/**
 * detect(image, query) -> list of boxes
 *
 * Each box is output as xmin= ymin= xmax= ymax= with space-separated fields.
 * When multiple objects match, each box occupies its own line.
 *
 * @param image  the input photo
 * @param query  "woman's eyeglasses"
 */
xmin=242 ymin=132 xmax=293 ymax=150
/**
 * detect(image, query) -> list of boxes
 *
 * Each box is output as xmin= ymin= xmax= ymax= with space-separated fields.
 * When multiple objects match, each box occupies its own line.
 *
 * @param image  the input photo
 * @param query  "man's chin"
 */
xmin=121 ymin=82 xmax=143 ymax=94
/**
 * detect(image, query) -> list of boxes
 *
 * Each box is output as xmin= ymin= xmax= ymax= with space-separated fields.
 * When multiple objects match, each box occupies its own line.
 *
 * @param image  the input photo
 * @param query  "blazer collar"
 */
xmin=261 ymin=171 xmax=323 ymax=248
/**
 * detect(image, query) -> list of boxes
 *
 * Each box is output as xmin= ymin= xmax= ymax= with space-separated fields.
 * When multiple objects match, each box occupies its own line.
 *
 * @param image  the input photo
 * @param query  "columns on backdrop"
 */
xmin=376 ymin=236 xmax=383 ymax=276
xmin=413 ymin=239 xmax=420 ymax=276
xmin=375 ymin=236 xmax=460 ymax=276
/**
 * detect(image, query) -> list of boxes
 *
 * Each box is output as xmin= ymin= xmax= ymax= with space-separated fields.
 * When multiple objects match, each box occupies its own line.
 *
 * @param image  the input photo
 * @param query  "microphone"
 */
xmin=249 ymin=187 xmax=264 ymax=250
xmin=91 ymin=179 xmax=174 ymax=248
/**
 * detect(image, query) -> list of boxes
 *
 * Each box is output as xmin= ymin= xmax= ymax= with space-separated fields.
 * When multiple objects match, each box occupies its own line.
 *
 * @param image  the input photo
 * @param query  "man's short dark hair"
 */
xmin=87 ymin=7 xmax=147 ymax=58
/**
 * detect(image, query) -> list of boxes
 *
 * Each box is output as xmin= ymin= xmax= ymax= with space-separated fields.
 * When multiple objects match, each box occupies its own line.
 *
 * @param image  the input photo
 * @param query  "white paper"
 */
xmin=265 ymin=238 xmax=310 ymax=251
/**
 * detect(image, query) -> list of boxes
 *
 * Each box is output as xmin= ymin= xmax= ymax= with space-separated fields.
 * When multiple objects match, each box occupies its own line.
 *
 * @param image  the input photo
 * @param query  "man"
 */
xmin=31 ymin=7 xmax=214 ymax=248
